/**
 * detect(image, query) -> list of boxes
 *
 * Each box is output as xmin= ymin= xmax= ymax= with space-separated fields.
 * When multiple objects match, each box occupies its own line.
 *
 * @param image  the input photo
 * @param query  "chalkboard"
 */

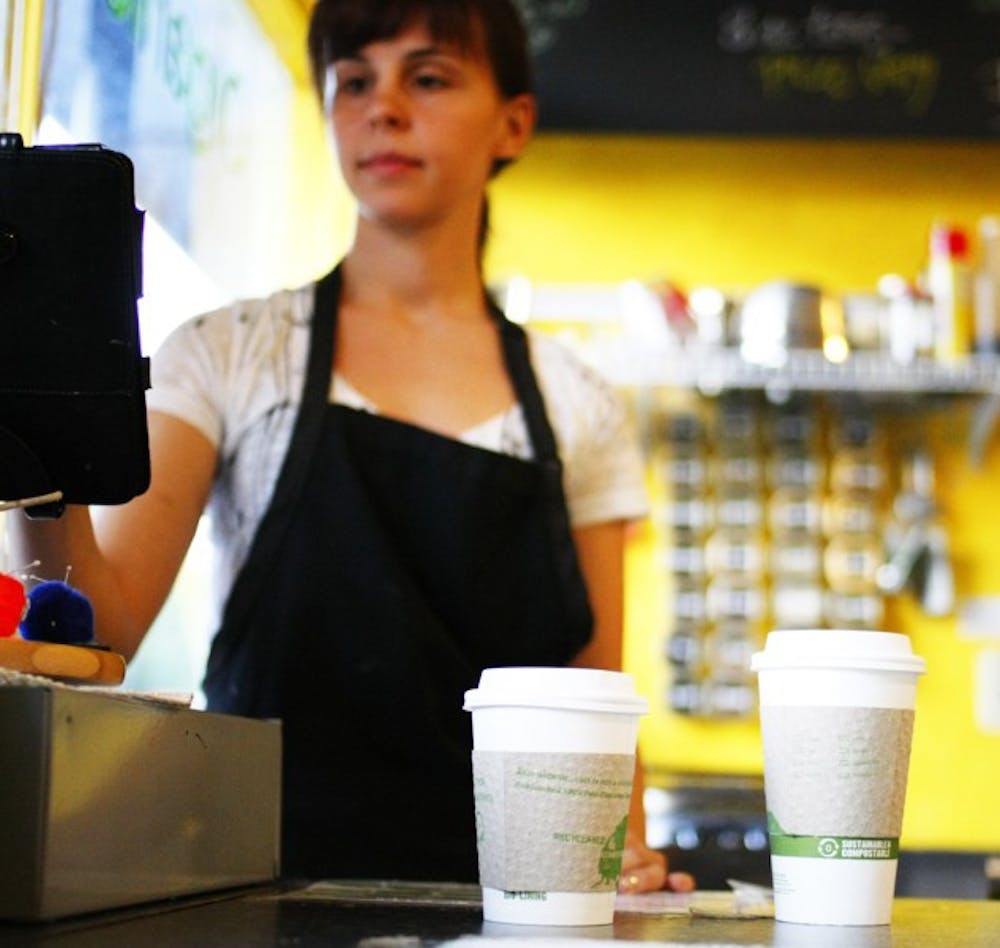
xmin=520 ymin=1 xmax=1000 ymax=138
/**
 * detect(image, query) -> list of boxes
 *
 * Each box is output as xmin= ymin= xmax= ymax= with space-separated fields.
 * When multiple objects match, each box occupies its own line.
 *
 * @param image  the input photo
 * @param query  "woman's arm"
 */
xmin=570 ymin=520 xmax=626 ymax=671
xmin=7 ymin=411 xmax=217 ymax=660
xmin=571 ymin=520 xmax=695 ymax=893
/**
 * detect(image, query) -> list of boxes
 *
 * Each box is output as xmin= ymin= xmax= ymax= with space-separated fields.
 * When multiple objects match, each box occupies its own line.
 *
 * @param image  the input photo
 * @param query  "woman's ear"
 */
xmin=493 ymin=93 xmax=537 ymax=164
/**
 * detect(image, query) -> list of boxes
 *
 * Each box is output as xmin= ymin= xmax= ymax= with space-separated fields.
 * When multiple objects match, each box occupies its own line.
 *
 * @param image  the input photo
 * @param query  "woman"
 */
xmin=11 ymin=0 xmax=691 ymax=892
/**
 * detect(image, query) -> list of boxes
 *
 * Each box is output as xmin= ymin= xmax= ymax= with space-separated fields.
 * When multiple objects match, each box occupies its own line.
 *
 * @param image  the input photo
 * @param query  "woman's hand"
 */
xmin=618 ymin=831 xmax=696 ymax=894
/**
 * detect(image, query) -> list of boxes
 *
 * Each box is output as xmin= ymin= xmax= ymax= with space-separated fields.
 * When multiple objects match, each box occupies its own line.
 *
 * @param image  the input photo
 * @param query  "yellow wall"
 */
xmin=486 ymin=134 xmax=999 ymax=290
xmin=485 ymin=135 xmax=1000 ymax=854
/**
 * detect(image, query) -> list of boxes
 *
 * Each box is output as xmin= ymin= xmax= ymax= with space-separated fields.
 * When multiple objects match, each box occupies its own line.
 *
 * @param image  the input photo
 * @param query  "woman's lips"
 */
xmin=359 ymin=152 xmax=422 ymax=175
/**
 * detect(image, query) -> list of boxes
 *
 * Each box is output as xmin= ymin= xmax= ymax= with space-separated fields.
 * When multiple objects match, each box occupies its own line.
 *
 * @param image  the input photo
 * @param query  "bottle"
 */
xmin=879 ymin=274 xmax=933 ymax=364
xmin=974 ymin=216 xmax=1000 ymax=354
xmin=927 ymin=223 xmax=973 ymax=361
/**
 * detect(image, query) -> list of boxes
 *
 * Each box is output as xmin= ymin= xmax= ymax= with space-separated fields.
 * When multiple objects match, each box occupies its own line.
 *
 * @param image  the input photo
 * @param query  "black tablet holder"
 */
xmin=0 ymin=132 xmax=150 ymax=518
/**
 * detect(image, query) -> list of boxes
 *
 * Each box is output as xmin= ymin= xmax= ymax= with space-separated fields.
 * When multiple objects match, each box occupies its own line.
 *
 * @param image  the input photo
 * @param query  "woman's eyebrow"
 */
xmin=340 ymin=43 xmax=465 ymax=66
xmin=336 ymin=42 xmax=454 ymax=61
xmin=337 ymin=49 xmax=369 ymax=63
xmin=403 ymin=44 xmax=467 ymax=65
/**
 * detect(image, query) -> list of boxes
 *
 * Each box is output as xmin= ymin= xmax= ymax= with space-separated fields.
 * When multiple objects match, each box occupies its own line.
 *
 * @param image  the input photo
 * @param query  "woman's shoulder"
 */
xmin=152 ymin=283 xmax=315 ymax=394
xmin=165 ymin=284 xmax=314 ymax=353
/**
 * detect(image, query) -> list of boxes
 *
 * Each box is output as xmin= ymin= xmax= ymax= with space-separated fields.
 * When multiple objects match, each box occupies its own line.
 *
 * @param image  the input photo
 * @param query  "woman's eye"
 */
xmin=335 ymin=73 xmax=370 ymax=96
xmin=413 ymin=72 xmax=449 ymax=90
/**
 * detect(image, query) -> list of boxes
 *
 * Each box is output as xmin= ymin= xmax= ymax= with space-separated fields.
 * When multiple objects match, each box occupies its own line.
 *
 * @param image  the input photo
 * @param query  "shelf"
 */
xmin=589 ymin=342 xmax=1000 ymax=464
xmin=596 ymin=346 xmax=1000 ymax=399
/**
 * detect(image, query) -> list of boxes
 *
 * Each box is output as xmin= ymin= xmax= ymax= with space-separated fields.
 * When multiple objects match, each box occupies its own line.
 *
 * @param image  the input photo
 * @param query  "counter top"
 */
xmin=1 ymin=883 xmax=997 ymax=948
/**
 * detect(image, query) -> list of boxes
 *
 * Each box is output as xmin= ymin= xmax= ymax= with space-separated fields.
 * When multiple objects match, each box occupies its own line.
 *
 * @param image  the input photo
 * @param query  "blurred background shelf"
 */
xmin=600 ymin=348 xmax=1000 ymax=399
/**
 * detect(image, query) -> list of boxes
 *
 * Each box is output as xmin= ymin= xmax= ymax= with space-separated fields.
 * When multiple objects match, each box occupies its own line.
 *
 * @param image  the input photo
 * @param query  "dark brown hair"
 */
xmin=307 ymin=0 xmax=533 ymax=103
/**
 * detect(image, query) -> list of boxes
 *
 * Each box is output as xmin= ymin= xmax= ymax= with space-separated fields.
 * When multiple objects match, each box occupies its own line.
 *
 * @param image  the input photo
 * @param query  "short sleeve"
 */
xmin=145 ymin=288 xmax=312 ymax=461
xmin=528 ymin=332 xmax=649 ymax=528
xmin=146 ymin=311 xmax=229 ymax=448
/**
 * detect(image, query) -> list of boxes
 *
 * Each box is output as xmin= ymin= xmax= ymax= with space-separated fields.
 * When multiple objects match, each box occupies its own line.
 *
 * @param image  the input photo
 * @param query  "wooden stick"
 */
xmin=0 ymin=638 xmax=125 ymax=685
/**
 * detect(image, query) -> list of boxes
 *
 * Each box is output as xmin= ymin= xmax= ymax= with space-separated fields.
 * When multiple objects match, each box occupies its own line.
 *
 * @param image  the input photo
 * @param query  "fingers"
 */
xmin=618 ymin=845 xmax=697 ymax=894
xmin=666 ymin=870 xmax=697 ymax=893
xmin=618 ymin=845 xmax=666 ymax=893
xmin=618 ymin=864 xmax=665 ymax=893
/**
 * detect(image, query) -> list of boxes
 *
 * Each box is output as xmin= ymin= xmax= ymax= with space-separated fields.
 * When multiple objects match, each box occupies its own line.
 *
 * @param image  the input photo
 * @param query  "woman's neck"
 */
xmin=342 ymin=216 xmax=489 ymax=324
xmin=333 ymin=215 xmax=515 ymax=438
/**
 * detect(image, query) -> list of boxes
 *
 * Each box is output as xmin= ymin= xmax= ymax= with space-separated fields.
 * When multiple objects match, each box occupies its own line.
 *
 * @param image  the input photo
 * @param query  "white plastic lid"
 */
xmin=463 ymin=666 xmax=648 ymax=715
xmin=750 ymin=629 xmax=926 ymax=676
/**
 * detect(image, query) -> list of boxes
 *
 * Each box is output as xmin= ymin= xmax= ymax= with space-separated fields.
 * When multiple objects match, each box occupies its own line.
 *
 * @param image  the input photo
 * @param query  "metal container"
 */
xmin=737 ymin=281 xmax=825 ymax=366
xmin=0 ymin=685 xmax=281 ymax=921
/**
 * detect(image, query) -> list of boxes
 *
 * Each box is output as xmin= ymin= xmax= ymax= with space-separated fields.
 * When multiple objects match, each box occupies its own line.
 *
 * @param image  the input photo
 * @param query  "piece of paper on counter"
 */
xmin=688 ymin=890 xmax=774 ymax=920
xmin=615 ymin=882 xmax=773 ymax=919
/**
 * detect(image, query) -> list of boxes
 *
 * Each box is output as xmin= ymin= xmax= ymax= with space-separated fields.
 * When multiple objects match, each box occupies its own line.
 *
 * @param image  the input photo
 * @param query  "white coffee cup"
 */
xmin=463 ymin=666 xmax=648 ymax=926
xmin=751 ymin=629 xmax=926 ymax=926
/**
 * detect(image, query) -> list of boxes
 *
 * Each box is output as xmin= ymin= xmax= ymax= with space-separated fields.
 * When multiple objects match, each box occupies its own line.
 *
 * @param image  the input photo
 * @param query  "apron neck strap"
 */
xmin=491 ymin=301 xmax=560 ymax=465
xmin=301 ymin=264 xmax=342 ymax=411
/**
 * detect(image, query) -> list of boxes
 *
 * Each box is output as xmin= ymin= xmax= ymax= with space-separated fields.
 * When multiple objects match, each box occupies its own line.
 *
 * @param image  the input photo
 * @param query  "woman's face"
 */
xmin=327 ymin=18 xmax=534 ymax=234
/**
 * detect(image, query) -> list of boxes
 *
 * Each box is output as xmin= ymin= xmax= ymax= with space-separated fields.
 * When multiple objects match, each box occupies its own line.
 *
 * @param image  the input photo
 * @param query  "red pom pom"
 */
xmin=0 ymin=573 xmax=27 ymax=638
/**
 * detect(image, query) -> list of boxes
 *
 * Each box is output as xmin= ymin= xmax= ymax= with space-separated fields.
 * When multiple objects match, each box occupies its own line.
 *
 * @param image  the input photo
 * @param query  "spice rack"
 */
xmin=613 ymin=348 xmax=984 ymax=721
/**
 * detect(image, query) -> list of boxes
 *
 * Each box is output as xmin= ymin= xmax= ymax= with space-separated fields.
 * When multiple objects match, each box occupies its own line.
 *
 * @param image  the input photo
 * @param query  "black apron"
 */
xmin=203 ymin=266 xmax=593 ymax=881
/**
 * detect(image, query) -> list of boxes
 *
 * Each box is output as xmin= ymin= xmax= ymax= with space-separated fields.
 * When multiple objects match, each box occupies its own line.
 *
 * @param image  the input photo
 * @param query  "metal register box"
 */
xmin=0 ymin=684 xmax=281 ymax=921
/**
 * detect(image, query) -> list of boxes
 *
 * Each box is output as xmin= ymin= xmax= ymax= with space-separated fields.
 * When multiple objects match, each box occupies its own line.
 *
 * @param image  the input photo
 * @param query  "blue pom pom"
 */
xmin=19 ymin=581 xmax=95 ymax=645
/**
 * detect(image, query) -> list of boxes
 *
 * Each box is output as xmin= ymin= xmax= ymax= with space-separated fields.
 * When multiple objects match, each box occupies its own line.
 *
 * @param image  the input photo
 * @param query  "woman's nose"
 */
xmin=367 ymin=80 xmax=408 ymax=128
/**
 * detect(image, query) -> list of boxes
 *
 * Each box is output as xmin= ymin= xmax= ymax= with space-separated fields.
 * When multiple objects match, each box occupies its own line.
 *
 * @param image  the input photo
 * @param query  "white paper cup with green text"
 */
xmin=751 ymin=630 xmax=926 ymax=926
xmin=463 ymin=667 xmax=647 ymax=926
